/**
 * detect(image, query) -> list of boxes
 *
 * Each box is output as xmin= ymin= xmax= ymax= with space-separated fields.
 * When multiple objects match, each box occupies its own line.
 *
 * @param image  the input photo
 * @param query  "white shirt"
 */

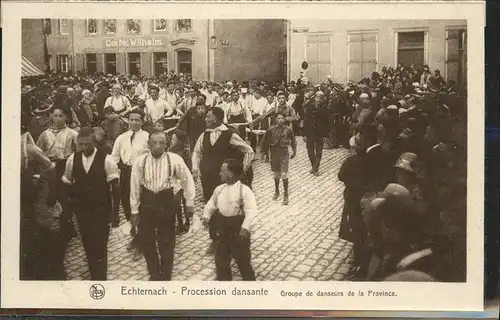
xmin=105 ymin=95 xmax=132 ymax=112
xmin=203 ymin=181 xmax=257 ymax=232
xmin=203 ymin=91 xmax=219 ymax=107
xmin=252 ymin=97 xmax=268 ymax=115
xmin=145 ymin=98 xmax=173 ymax=123
xmin=192 ymin=124 xmax=255 ymax=173
xmin=110 ymin=129 xmax=149 ymax=166
xmin=165 ymin=91 xmax=177 ymax=110
xmin=130 ymin=151 xmax=196 ymax=214
xmin=61 ymin=148 xmax=120 ymax=185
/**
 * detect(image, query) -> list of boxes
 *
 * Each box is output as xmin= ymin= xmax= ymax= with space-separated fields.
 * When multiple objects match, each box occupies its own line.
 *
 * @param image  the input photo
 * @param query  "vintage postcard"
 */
xmin=2 ymin=0 xmax=484 ymax=312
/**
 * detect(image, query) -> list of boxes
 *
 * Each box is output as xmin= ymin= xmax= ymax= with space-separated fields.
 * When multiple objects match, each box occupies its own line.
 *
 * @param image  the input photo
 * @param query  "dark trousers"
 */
xmin=55 ymin=159 xmax=76 ymax=243
xmin=139 ymin=187 xmax=176 ymax=280
xmin=201 ymin=171 xmax=221 ymax=203
xmin=306 ymin=134 xmax=324 ymax=171
xmin=74 ymin=206 xmax=110 ymax=281
xmin=119 ymin=165 xmax=132 ymax=220
xmin=211 ymin=212 xmax=256 ymax=281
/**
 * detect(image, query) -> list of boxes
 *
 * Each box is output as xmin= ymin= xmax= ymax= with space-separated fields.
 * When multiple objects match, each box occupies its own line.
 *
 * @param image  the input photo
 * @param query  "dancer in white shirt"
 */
xmin=202 ymin=158 xmax=257 ymax=281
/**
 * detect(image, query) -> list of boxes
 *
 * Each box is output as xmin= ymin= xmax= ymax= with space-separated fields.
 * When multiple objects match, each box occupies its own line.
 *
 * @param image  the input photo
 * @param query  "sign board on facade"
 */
xmin=104 ymin=37 xmax=166 ymax=48
xmin=293 ymin=27 xmax=309 ymax=33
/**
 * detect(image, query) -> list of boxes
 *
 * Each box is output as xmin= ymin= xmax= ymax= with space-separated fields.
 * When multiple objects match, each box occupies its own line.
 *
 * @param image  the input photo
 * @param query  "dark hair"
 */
xmin=78 ymin=126 xmax=96 ymax=139
xmin=149 ymin=129 xmax=167 ymax=141
xmin=359 ymin=124 xmax=379 ymax=145
xmin=128 ymin=109 xmax=145 ymax=120
xmin=210 ymin=107 xmax=225 ymax=122
xmin=104 ymin=106 xmax=115 ymax=114
xmin=52 ymin=106 xmax=67 ymax=116
xmin=223 ymin=158 xmax=243 ymax=178
xmin=275 ymin=112 xmax=286 ymax=119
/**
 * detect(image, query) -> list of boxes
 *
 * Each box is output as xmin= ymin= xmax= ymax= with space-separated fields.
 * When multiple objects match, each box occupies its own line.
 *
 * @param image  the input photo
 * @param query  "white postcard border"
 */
xmin=1 ymin=1 xmax=485 ymax=311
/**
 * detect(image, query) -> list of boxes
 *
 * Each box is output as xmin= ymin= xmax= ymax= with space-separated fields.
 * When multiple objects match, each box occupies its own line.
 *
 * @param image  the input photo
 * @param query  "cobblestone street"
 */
xmin=63 ymin=139 xmax=353 ymax=281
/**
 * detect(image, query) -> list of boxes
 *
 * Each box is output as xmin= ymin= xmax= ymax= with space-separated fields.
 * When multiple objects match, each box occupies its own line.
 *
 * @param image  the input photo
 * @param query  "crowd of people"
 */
xmin=20 ymin=62 xmax=466 ymax=282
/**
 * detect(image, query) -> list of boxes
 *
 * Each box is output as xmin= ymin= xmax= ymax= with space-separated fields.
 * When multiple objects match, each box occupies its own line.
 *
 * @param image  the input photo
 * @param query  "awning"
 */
xmin=22 ymin=56 xmax=44 ymax=77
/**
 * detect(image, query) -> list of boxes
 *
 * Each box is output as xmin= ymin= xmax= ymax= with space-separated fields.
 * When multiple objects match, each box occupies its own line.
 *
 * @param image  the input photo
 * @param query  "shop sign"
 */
xmin=293 ymin=27 xmax=309 ymax=33
xmin=105 ymin=37 xmax=166 ymax=48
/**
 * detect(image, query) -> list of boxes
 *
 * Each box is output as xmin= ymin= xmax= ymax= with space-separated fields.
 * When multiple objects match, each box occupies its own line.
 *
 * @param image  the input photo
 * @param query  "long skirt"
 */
xmin=270 ymin=146 xmax=289 ymax=173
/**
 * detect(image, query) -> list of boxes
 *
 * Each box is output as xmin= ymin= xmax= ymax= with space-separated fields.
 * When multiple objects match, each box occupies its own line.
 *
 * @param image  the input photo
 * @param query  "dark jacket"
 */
xmin=303 ymin=100 xmax=331 ymax=137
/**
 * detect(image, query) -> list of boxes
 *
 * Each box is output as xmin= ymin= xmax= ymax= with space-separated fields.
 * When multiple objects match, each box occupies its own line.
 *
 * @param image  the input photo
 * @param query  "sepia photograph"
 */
xmin=2 ymin=0 xmax=485 ymax=311
xmin=19 ymin=17 xmax=468 ymax=283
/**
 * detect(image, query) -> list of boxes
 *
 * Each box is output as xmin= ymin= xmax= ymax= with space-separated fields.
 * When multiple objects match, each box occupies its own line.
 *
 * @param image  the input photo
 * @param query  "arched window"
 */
xmin=176 ymin=49 xmax=192 ymax=75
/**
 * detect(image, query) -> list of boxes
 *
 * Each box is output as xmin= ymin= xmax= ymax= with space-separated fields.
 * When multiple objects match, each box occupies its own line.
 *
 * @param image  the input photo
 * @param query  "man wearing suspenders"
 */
xmin=202 ymin=158 xmax=257 ymax=281
xmin=130 ymin=129 xmax=195 ymax=281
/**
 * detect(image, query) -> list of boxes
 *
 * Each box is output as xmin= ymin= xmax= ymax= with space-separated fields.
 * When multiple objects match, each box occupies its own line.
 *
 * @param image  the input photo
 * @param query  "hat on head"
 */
xmin=82 ymin=89 xmax=91 ymax=96
xmin=387 ymin=105 xmax=398 ymax=111
xmin=382 ymin=183 xmax=410 ymax=198
xmin=394 ymin=152 xmax=418 ymax=173
xmin=359 ymin=93 xmax=369 ymax=99
xmin=370 ymin=197 xmax=386 ymax=211
xmin=315 ymin=91 xmax=324 ymax=97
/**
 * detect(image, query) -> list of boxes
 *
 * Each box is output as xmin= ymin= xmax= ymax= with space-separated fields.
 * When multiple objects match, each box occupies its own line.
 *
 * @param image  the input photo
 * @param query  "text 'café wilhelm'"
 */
xmin=43 ymin=19 xmax=211 ymax=79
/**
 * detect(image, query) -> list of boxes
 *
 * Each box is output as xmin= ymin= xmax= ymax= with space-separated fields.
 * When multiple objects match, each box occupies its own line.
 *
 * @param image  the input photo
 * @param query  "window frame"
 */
xmin=304 ymin=32 xmax=333 ymax=84
xmin=393 ymin=27 xmax=429 ymax=67
xmin=153 ymin=19 xmax=169 ymax=32
xmin=59 ymin=19 xmax=69 ymax=35
xmin=175 ymin=49 xmax=193 ymax=75
xmin=58 ymin=54 xmax=69 ymax=73
xmin=104 ymin=19 xmax=117 ymax=35
xmin=153 ymin=52 xmax=169 ymax=76
xmin=86 ymin=53 xmax=98 ymax=73
xmin=346 ymin=30 xmax=379 ymax=82
xmin=175 ymin=19 xmax=193 ymax=33
xmin=126 ymin=19 xmax=142 ymax=35
xmin=444 ymin=25 xmax=467 ymax=87
xmin=104 ymin=53 xmax=117 ymax=75
xmin=127 ymin=52 xmax=142 ymax=76
xmin=86 ymin=19 xmax=99 ymax=35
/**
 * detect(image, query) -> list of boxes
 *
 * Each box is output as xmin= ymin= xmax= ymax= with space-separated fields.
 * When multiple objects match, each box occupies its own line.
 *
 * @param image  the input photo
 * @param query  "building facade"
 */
xmin=22 ymin=19 xmax=288 ymax=82
xmin=22 ymin=19 xmax=46 ymax=71
xmin=288 ymin=19 xmax=467 ymax=87
xmin=37 ymin=18 xmax=211 ymax=80
xmin=212 ymin=19 xmax=287 ymax=83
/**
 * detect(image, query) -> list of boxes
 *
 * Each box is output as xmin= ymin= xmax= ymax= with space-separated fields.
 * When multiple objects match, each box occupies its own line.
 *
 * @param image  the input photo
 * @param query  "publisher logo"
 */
xmin=89 ymin=284 xmax=106 ymax=300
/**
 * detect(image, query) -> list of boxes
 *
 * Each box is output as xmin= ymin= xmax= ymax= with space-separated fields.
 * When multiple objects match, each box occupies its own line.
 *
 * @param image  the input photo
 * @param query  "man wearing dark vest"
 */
xmin=62 ymin=127 xmax=121 ymax=280
xmin=192 ymin=107 xmax=254 ymax=254
xmin=130 ymin=130 xmax=195 ymax=281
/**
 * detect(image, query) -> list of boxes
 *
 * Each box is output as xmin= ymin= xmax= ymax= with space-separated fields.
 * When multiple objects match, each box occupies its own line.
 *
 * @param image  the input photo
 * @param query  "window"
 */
xmin=105 ymin=53 xmax=116 ymax=74
xmin=154 ymin=52 xmax=168 ymax=76
xmin=59 ymin=19 xmax=69 ymax=35
xmin=86 ymin=53 xmax=97 ymax=73
xmin=86 ymin=19 xmax=98 ymax=34
xmin=397 ymin=31 xmax=425 ymax=67
xmin=127 ymin=19 xmax=141 ymax=35
xmin=306 ymin=34 xmax=332 ymax=84
xmin=57 ymin=55 xmax=69 ymax=73
xmin=176 ymin=19 xmax=192 ymax=32
xmin=347 ymin=31 xmax=378 ymax=81
xmin=154 ymin=19 xmax=168 ymax=32
xmin=128 ymin=52 xmax=141 ymax=76
xmin=104 ymin=19 xmax=116 ymax=34
xmin=43 ymin=19 xmax=52 ymax=35
xmin=177 ymin=50 xmax=192 ymax=75
xmin=446 ymin=27 xmax=467 ymax=89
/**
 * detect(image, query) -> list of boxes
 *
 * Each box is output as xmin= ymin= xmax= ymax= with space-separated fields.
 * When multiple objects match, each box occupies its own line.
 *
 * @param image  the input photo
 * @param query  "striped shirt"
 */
xmin=130 ymin=151 xmax=195 ymax=214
